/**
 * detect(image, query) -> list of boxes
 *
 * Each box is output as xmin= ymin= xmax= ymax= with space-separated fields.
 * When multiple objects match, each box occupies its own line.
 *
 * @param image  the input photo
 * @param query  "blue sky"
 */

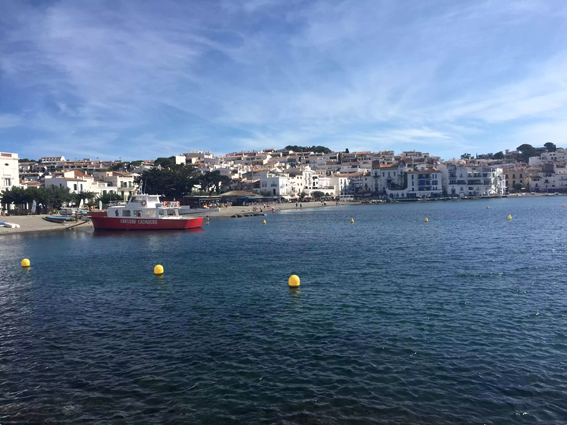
xmin=1 ymin=0 xmax=566 ymax=160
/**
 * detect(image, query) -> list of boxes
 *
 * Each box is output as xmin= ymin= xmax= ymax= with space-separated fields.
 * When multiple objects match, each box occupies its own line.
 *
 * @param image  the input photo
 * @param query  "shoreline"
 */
xmin=1 ymin=194 xmax=564 ymax=236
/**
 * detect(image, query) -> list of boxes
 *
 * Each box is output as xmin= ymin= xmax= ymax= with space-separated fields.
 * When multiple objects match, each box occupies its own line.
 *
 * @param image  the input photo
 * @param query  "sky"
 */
xmin=1 ymin=0 xmax=566 ymax=161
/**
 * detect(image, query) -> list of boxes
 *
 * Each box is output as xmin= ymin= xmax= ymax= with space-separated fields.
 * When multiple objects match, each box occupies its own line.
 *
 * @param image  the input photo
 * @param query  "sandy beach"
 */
xmin=201 ymin=200 xmax=352 ymax=218
xmin=0 ymin=215 xmax=94 ymax=235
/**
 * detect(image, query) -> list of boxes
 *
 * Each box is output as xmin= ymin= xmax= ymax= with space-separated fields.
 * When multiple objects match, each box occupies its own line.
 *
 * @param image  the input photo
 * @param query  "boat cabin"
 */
xmin=107 ymin=195 xmax=182 ymax=219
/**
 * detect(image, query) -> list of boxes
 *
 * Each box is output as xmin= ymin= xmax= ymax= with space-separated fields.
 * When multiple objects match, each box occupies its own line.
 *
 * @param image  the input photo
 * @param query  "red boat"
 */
xmin=88 ymin=194 xmax=203 ymax=230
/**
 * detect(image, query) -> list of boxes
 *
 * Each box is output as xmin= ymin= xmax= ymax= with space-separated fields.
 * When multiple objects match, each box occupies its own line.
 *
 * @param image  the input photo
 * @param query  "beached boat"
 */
xmin=43 ymin=216 xmax=75 ymax=223
xmin=87 ymin=194 xmax=203 ymax=230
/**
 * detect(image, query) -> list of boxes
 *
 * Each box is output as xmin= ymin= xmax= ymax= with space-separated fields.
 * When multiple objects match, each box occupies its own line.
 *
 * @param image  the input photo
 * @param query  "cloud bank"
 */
xmin=0 ymin=0 xmax=566 ymax=159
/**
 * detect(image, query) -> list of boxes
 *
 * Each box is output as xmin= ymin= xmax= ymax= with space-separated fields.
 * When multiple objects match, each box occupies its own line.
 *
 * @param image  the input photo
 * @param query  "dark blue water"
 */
xmin=1 ymin=197 xmax=567 ymax=424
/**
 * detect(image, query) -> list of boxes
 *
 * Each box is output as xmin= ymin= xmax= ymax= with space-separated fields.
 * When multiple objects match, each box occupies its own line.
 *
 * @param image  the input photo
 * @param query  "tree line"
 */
xmin=284 ymin=145 xmax=332 ymax=154
xmin=138 ymin=166 xmax=232 ymax=198
xmin=0 ymin=186 xmax=115 ymax=210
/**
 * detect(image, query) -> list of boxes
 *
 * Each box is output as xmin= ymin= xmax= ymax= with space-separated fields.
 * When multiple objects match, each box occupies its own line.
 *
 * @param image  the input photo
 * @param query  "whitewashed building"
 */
xmin=0 ymin=152 xmax=19 ymax=192
xmin=439 ymin=164 xmax=505 ymax=197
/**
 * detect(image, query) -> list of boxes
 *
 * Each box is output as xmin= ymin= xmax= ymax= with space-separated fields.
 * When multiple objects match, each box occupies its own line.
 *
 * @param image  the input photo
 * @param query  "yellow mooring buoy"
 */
xmin=21 ymin=258 xmax=30 ymax=267
xmin=154 ymin=265 xmax=164 ymax=275
xmin=508 ymin=215 xmax=512 ymax=220
xmin=206 ymin=221 xmax=209 ymax=225
xmin=424 ymin=217 xmax=429 ymax=222
xmin=562 ymin=204 xmax=565 ymax=207
xmin=263 ymin=220 xmax=266 ymax=225
xmin=288 ymin=275 xmax=300 ymax=288
xmin=350 ymin=218 xmax=354 ymax=223
xmin=486 ymin=206 xmax=490 ymax=209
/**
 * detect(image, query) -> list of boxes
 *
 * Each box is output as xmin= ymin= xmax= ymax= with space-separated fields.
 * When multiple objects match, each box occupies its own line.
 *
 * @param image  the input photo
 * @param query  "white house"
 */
xmin=93 ymin=171 xmax=137 ymax=200
xmin=1 ymin=152 xmax=20 ymax=212
xmin=1 ymin=152 xmax=19 ymax=192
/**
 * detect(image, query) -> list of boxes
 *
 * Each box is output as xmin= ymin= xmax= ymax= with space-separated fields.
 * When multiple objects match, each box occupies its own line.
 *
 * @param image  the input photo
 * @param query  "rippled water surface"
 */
xmin=1 ymin=197 xmax=567 ymax=424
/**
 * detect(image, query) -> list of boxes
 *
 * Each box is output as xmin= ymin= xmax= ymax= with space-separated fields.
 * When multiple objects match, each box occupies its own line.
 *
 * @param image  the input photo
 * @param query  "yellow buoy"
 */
xmin=288 ymin=275 xmax=300 ymax=288
xmin=508 ymin=215 xmax=512 ymax=220
xmin=350 ymin=218 xmax=354 ymax=223
xmin=154 ymin=265 xmax=164 ymax=275
xmin=263 ymin=220 xmax=266 ymax=225
xmin=486 ymin=206 xmax=489 ymax=209
xmin=424 ymin=217 xmax=429 ymax=222
xmin=206 ymin=221 xmax=209 ymax=225
xmin=562 ymin=204 xmax=565 ymax=207
xmin=21 ymin=258 xmax=30 ymax=267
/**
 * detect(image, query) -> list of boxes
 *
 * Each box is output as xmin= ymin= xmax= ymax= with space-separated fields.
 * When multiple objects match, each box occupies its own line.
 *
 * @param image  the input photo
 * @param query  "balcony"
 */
xmin=483 ymin=180 xmax=491 ymax=185
xmin=449 ymin=173 xmax=457 ymax=178
xmin=449 ymin=180 xmax=457 ymax=185
xmin=457 ymin=180 xmax=467 ymax=185
xmin=468 ymin=180 xmax=481 ymax=185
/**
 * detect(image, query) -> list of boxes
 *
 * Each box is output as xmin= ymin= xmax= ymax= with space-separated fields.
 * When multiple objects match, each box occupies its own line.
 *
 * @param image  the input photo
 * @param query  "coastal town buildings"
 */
xmin=5 ymin=142 xmax=567 ymax=207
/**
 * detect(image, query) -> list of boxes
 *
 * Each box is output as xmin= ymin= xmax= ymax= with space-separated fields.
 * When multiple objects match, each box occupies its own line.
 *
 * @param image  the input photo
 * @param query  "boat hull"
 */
xmin=88 ymin=214 xmax=204 ymax=230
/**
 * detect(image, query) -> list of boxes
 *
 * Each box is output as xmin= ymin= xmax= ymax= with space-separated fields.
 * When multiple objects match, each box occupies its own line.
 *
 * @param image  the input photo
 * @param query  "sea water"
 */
xmin=1 ymin=197 xmax=566 ymax=424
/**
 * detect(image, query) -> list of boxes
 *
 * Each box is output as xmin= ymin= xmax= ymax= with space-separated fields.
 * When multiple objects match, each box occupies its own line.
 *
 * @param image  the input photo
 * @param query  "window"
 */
xmin=134 ymin=210 xmax=142 ymax=217
xmin=145 ymin=210 xmax=156 ymax=218
xmin=74 ymin=184 xmax=77 ymax=190
xmin=4 ymin=178 xmax=10 ymax=186
xmin=122 ymin=210 xmax=131 ymax=217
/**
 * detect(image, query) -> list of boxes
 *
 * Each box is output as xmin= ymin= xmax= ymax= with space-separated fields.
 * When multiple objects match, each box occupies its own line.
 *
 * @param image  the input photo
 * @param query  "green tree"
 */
xmin=139 ymin=165 xmax=200 ymax=197
xmin=98 ymin=192 xmax=123 ymax=206
xmin=345 ymin=148 xmax=350 ymax=153
xmin=71 ymin=191 xmax=97 ymax=205
xmin=130 ymin=160 xmax=144 ymax=167
xmin=461 ymin=153 xmax=472 ymax=159
xmin=544 ymin=142 xmax=557 ymax=152
xmin=284 ymin=145 xmax=332 ymax=154
xmin=108 ymin=162 xmax=125 ymax=171
xmin=516 ymin=144 xmax=537 ymax=162
xmin=493 ymin=151 xmax=504 ymax=160
xmin=312 ymin=191 xmax=325 ymax=199
xmin=513 ymin=183 xmax=524 ymax=192
xmin=1 ymin=186 xmax=74 ymax=210
xmin=154 ymin=157 xmax=176 ymax=169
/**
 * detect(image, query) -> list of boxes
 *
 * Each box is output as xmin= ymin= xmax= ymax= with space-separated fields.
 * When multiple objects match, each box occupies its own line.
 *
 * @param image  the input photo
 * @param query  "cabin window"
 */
xmin=122 ymin=210 xmax=131 ymax=217
xmin=115 ymin=210 xmax=119 ymax=217
xmin=159 ymin=210 xmax=165 ymax=216
xmin=134 ymin=210 xmax=142 ymax=217
xmin=145 ymin=210 xmax=156 ymax=218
